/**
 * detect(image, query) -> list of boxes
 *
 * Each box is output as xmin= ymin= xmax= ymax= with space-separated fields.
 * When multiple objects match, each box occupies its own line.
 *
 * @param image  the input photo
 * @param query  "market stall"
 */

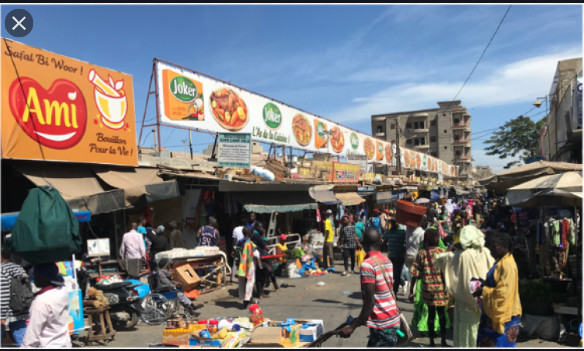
xmin=154 ymin=304 xmax=326 ymax=348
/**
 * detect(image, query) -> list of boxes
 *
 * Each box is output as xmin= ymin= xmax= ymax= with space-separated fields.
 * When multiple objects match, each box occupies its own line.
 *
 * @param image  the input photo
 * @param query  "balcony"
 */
xmin=413 ymin=144 xmax=430 ymax=150
xmin=454 ymin=154 xmax=472 ymax=163
xmin=452 ymin=138 xmax=470 ymax=145
xmin=451 ymin=122 xmax=470 ymax=130
xmin=405 ymin=128 xmax=429 ymax=134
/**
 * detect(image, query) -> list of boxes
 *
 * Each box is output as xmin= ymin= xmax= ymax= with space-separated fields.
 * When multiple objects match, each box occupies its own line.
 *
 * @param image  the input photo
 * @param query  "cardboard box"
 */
xmin=299 ymin=320 xmax=324 ymax=342
xmin=173 ymin=264 xmax=201 ymax=290
xmin=248 ymin=326 xmax=282 ymax=347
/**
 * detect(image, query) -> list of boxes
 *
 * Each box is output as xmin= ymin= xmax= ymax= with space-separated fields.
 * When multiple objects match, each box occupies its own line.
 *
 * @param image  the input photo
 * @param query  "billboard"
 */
xmin=1 ymin=39 xmax=137 ymax=166
xmin=156 ymin=59 xmax=456 ymax=177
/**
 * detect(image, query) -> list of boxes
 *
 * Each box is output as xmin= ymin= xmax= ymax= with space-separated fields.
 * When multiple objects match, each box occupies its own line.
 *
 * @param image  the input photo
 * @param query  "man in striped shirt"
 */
xmin=340 ymin=228 xmax=400 ymax=346
xmin=1 ymin=249 xmax=29 ymax=346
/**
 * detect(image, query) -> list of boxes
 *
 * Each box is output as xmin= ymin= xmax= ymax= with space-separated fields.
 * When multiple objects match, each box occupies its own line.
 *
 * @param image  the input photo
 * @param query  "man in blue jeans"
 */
xmin=1 ymin=249 xmax=29 ymax=346
xmin=340 ymin=228 xmax=400 ymax=346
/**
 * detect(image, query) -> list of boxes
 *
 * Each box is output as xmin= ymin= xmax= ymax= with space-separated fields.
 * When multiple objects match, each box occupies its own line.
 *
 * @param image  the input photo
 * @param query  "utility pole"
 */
xmin=182 ymin=140 xmax=187 ymax=154
xmin=152 ymin=128 xmax=157 ymax=151
xmin=189 ymin=130 xmax=193 ymax=160
xmin=396 ymin=118 xmax=401 ymax=175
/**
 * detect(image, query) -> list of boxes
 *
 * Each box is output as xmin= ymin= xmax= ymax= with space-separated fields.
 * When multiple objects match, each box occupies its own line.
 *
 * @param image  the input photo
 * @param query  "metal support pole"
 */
xmin=189 ymin=130 xmax=193 ymax=160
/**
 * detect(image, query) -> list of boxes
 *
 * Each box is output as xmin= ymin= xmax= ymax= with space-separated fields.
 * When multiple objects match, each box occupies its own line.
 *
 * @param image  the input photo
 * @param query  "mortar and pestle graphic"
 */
xmin=88 ymin=69 xmax=128 ymax=130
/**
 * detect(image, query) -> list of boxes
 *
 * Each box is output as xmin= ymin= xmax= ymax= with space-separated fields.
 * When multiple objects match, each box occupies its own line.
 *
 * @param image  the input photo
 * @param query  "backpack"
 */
xmin=9 ymin=276 xmax=34 ymax=315
xmin=7 ymin=186 xmax=81 ymax=264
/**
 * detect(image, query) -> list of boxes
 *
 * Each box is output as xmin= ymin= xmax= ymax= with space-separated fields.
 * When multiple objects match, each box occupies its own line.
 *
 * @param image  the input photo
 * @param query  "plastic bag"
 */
xmin=355 ymin=249 xmax=366 ymax=269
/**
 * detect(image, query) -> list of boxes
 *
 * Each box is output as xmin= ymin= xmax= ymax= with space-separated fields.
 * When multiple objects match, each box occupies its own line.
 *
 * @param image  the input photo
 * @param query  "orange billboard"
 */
xmin=1 ymin=39 xmax=137 ymax=166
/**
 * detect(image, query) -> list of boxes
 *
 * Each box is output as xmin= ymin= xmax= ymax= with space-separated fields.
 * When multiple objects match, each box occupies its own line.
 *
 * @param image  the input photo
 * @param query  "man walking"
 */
xmin=323 ymin=209 xmax=336 ymax=271
xmin=384 ymin=219 xmax=407 ymax=295
xmin=1 ymin=249 xmax=29 ymax=346
xmin=340 ymin=228 xmax=401 ymax=346
xmin=119 ymin=223 xmax=146 ymax=261
xmin=197 ymin=217 xmax=221 ymax=247
xmin=338 ymin=215 xmax=362 ymax=275
xmin=405 ymin=216 xmax=428 ymax=270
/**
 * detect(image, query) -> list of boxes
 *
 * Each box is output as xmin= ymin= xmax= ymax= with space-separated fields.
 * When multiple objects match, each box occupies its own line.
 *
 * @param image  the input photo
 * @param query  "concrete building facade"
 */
xmin=539 ymin=58 xmax=582 ymax=164
xmin=371 ymin=100 xmax=472 ymax=181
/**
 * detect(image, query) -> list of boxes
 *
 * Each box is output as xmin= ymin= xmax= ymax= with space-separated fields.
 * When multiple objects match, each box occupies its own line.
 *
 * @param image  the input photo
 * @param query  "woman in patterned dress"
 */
xmin=409 ymin=228 xmax=449 ymax=347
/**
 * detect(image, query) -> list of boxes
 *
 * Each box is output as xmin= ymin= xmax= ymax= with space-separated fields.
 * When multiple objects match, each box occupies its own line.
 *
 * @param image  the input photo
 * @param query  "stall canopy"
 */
xmin=13 ymin=162 xmax=125 ymax=215
xmin=93 ymin=167 xmax=180 ymax=205
xmin=335 ymin=192 xmax=366 ymax=206
xmin=511 ymin=189 xmax=582 ymax=208
xmin=505 ymin=171 xmax=582 ymax=206
xmin=309 ymin=185 xmax=340 ymax=205
xmin=483 ymin=161 xmax=582 ymax=194
xmin=230 ymin=191 xmax=317 ymax=214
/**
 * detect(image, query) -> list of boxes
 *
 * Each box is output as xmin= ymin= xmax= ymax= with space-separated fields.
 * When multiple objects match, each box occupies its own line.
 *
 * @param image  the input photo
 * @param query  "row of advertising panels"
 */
xmin=1 ymin=39 xmax=458 ymax=177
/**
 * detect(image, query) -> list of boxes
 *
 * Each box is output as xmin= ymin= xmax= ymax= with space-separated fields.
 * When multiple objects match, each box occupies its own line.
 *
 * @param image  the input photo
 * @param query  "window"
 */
xmin=430 ymin=136 xmax=436 ymax=142
xmin=377 ymin=125 xmax=383 ymax=133
xmin=390 ymin=124 xmax=395 ymax=130
xmin=431 ymin=120 xmax=437 ymax=126
xmin=444 ymin=130 xmax=448 ymax=133
xmin=455 ymin=151 xmax=461 ymax=156
xmin=413 ymin=122 xmax=419 ymax=129
xmin=414 ymin=139 xmax=420 ymax=146
xmin=444 ymin=146 xmax=448 ymax=150
xmin=406 ymin=122 xmax=412 ymax=129
xmin=406 ymin=139 xmax=412 ymax=145
xmin=420 ymin=137 xmax=425 ymax=145
xmin=454 ymin=119 xmax=460 ymax=124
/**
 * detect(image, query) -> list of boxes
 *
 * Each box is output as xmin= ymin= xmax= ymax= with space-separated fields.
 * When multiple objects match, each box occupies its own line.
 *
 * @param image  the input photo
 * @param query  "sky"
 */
xmin=1 ymin=4 xmax=582 ymax=174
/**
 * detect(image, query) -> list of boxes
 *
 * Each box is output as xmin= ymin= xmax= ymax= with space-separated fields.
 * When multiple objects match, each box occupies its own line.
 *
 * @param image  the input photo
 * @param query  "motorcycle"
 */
xmin=94 ymin=278 xmax=151 ymax=330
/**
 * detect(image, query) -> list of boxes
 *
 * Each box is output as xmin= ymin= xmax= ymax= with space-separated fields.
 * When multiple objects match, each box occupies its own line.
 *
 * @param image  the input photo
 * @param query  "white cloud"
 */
xmin=329 ymin=47 xmax=582 ymax=123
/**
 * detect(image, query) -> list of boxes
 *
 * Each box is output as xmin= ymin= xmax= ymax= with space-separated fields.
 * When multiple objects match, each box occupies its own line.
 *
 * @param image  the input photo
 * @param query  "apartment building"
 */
xmin=371 ymin=100 xmax=472 ymax=181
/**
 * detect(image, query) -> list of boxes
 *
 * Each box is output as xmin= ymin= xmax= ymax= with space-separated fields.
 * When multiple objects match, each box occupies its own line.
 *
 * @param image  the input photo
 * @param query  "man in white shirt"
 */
xmin=22 ymin=263 xmax=71 ymax=348
xmin=119 ymin=223 xmax=146 ymax=260
xmin=404 ymin=216 xmax=429 ymax=269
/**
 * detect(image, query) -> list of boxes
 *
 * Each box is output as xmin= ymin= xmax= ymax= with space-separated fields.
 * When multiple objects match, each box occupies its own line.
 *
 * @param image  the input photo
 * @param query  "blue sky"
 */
xmin=1 ymin=4 xmax=582 ymax=173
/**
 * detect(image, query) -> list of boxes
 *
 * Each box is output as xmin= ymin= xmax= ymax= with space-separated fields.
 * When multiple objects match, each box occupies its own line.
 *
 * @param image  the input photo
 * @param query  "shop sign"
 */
xmin=217 ymin=132 xmax=251 ymax=168
xmin=333 ymin=162 xmax=359 ymax=183
xmin=1 ymin=39 xmax=138 ymax=166
xmin=156 ymin=60 xmax=458 ymax=177
xmin=357 ymin=185 xmax=376 ymax=194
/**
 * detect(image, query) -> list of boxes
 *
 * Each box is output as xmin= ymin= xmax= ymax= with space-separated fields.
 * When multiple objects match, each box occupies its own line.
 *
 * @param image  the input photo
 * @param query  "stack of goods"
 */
xmin=248 ymin=318 xmax=325 ymax=347
xmin=188 ymin=318 xmax=253 ymax=347
xmin=82 ymin=288 xmax=109 ymax=308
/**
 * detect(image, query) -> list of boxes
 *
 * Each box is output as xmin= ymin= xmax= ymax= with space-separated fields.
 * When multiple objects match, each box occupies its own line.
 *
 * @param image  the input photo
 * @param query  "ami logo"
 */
xmin=8 ymin=77 xmax=87 ymax=149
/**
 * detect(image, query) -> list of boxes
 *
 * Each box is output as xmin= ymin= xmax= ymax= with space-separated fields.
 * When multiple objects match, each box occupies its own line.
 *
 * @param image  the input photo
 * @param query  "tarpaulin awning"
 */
xmin=231 ymin=191 xmax=317 ymax=214
xmin=1 ymin=210 xmax=92 ymax=231
xmin=94 ymin=167 xmax=180 ymax=205
xmin=13 ymin=162 xmax=125 ymax=215
xmin=505 ymin=171 xmax=582 ymax=206
xmin=309 ymin=185 xmax=340 ymax=205
xmin=484 ymin=161 xmax=582 ymax=194
xmin=335 ymin=192 xmax=366 ymax=206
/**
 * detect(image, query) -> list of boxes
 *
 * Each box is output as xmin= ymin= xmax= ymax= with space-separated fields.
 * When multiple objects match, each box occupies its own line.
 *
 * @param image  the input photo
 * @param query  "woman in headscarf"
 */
xmin=236 ymin=227 xmax=257 ymax=308
xmin=435 ymin=225 xmax=495 ymax=347
xmin=474 ymin=231 xmax=522 ymax=347
xmin=409 ymin=228 xmax=449 ymax=347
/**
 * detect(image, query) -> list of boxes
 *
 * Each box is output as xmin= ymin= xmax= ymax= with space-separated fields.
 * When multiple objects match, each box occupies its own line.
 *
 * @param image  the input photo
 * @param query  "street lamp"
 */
xmin=534 ymin=95 xmax=550 ymax=160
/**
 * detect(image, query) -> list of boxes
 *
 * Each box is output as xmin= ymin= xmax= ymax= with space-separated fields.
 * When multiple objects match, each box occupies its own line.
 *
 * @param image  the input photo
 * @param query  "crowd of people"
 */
xmin=339 ymin=193 xmax=524 ymax=348
xmin=1 ymin=193 xmax=527 ymax=347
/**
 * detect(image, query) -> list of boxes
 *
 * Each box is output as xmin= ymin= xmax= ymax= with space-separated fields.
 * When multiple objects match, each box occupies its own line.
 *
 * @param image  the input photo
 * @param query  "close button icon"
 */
xmin=5 ymin=9 xmax=33 ymax=37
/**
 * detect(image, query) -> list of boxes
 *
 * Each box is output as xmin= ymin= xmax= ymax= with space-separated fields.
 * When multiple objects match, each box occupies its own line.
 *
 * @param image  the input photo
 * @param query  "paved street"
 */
xmin=77 ymin=260 xmax=575 ymax=348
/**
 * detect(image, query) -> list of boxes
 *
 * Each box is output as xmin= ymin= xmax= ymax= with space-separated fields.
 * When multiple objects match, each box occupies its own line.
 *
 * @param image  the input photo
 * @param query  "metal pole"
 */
xmin=396 ymin=118 xmax=402 ymax=175
xmin=189 ymin=130 xmax=193 ymax=160
xmin=153 ymin=59 xmax=162 ymax=152
xmin=138 ymin=65 xmax=155 ymax=147
xmin=152 ymin=128 xmax=157 ymax=151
